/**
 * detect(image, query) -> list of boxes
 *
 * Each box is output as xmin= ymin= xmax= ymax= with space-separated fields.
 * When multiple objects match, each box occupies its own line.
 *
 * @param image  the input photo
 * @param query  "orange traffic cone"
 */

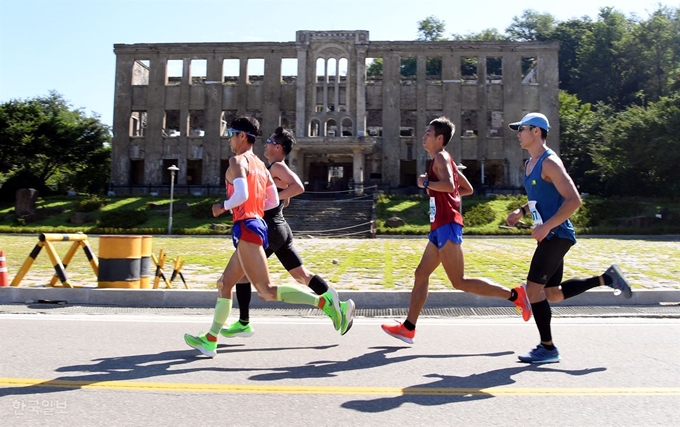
xmin=0 ymin=250 xmax=8 ymax=287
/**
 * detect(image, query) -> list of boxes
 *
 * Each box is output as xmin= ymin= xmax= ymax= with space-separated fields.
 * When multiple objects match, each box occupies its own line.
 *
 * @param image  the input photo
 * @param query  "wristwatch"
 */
xmin=423 ymin=179 xmax=429 ymax=189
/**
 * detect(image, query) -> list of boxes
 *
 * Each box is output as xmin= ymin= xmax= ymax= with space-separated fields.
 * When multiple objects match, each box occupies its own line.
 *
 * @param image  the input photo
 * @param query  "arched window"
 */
xmin=341 ymin=118 xmax=353 ymax=136
xmin=326 ymin=119 xmax=337 ymax=137
xmin=309 ymin=119 xmax=321 ymax=137
xmin=316 ymin=58 xmax=326 ymax=83
xmin=338 ymin=58 xmax=348 ymax=83
xmin=327 ymin=58 xmax=337 ymax=82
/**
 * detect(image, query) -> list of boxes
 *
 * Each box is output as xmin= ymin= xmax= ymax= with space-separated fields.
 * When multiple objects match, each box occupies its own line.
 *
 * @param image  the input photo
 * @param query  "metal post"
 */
xmin=167 ymin=165 xmax=179 ymax=235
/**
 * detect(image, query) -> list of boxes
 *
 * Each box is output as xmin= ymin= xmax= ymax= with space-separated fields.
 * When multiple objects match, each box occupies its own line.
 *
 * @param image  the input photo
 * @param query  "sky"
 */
xmin=0 ymin=0 xmax=666 ymax=127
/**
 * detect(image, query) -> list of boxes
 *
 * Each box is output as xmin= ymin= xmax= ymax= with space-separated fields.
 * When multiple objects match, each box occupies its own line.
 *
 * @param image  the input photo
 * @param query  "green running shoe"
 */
xmin=220 ymin=321 xmax=255 ymax=338
xmin=320 ymin=288 xmax=342 ymax=331
xmin=340 ymin=299 xmax=355 ymax=336
xmin=184 ymin=333 xmax=217 ymax=357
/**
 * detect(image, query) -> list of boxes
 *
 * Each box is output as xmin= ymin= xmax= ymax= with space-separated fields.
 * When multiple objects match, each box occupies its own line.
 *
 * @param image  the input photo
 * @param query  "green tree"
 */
xmin=396 ymin=16 xmax=449 ymax=78
xmin=451 ymin=28 xmax=507 ymax=41
xmin=551 ymin=18 xmax=594 ymax=94
xmin=366 ymin=58 xmax=383 ymax=78
xmin=557 ymin=91 xmax=600 ymax=193
xmin=417 ymin=16 xmax=447 ymax=41
xmin=633 ymin=7 xmax=680 ymax=101
xmin=506 ymin=10 xmax=557 ymax=41
xmin=0 ymin=92 xmax=111 ymax=200
xmin=591 ymin=94 xmax=680 ymax=196
xmin=575 ymin=7 xmax=637 ymax=108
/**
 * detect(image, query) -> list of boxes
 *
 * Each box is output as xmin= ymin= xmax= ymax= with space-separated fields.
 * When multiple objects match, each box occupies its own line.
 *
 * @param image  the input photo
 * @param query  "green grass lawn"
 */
xmin=2 ymin=235 xmax=678 ymax=290
xmin=0 ymin=195 xmax=231 ymax=235
xmin=1 ymin=193 xmax=678 ymax=236
xmin=0 ymin=194 xmax=678 ymax=291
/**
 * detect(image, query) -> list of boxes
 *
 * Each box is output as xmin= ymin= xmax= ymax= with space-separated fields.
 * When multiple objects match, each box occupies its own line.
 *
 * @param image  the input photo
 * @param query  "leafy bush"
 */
xmin=463 ymin=203 xmax=496 ymax=227
xmin=503 ymin=195 xmax=529 ymax=214
xmin=570 ymin=202 xmax=591 ymax=227
xmin=97 ymin=208 xmax=148 ymax=228
xmin=74 ymin=195 xmax=106 ymax=213
xmin=0 ymin=170 xmax=53 ymax=202
xmin=582 ymin=198 xmax=647 ymax=226
xmin=190 ymin=200 xmax=216 ymax=219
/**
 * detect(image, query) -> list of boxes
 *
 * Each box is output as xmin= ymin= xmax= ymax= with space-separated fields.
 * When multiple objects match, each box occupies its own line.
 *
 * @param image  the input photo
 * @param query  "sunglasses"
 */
xmin=265 ymin=138 xmax=280 ymax=145
xmin=518 ymin=125 xmax=535 ymax=132
xmin=226 ymin=128 xmax=257 ymax=138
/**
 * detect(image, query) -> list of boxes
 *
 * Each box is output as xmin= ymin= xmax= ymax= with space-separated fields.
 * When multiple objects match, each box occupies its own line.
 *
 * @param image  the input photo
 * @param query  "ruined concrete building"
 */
xmin=111 ymin=30 xmax=559 ymax=194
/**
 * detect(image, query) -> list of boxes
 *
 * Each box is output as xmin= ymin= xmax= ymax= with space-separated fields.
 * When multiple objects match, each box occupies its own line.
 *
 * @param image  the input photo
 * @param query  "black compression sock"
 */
xmin=236 ymin=282 xmax=252 ymax=322
xmin=531 ymin=299 xmax=552 ymax=343
xmin=561 ymin=277 xmax=602 ymax=300
xmin=508 ymin=288 xmax=518 ymax=302
xmin=403 ymin=320 xmax=416 ymax=331
xmin=308 ymin=274 xmax=329 ymax=295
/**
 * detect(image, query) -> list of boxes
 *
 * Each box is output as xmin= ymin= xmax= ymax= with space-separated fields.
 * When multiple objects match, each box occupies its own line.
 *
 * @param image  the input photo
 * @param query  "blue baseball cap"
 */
xmin=508 ymin=113 xmax=550 ymax=131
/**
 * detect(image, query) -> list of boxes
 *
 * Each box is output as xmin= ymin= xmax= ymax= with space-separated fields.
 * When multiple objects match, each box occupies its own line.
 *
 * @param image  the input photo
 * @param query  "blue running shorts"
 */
xmin=428 ymin=222 xmax=463 ymax=249
xmin=232 ymin=218 xmax=269 ymax=249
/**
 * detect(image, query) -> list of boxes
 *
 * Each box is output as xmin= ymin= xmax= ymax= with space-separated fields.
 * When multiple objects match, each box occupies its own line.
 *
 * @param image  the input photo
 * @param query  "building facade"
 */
xmin=111 ymin=31 xmax=559 ymax=194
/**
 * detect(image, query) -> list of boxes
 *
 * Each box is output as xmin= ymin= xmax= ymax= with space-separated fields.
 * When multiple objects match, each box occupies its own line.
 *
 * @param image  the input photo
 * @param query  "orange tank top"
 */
xmin=227 ymin=151 xmax=269 ymax=221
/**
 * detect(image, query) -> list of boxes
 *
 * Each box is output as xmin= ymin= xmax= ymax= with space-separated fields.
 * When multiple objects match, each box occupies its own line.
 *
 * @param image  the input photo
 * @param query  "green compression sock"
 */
xmin=209 ymin=297 xmax=232 ymax=337
xmin=276 ymin=284 xmax=320 ymax=307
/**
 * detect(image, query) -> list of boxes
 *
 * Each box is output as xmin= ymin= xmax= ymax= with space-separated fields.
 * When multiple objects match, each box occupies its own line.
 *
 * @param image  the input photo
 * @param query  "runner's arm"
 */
xmin=270 ymin=162 xmax=304 ymax=200
xmin=540 ymin=156 xmax=582 ymax=230
xmin=264 ymin=169 xmax=280 ymax=211
xmin=427 ymin=152 xmax=456 ymax=193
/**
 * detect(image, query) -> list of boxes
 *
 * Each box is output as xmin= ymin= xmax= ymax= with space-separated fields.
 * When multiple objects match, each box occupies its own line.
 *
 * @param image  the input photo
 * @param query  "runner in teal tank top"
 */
xmin=506 ymin=113 xmax=633 ymax=364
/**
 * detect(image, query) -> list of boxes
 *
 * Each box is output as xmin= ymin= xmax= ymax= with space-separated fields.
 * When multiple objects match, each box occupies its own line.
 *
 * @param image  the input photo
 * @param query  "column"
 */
xmin=295 ymin=48 xmax=307 ymax=138
xmin=204 ymin=53 xmax=223 ymax=185
xmin=381 ymin=53 xmax=401 ymax=188
xmin=481 ymin=158 xmax=486 ymax=185
xmin=415 ymin=55 xmax=428 ymax=178
xmin=352 ymin=147 xmax=365 ymax=195
xmin=355 ymin=46 xmax=367 ymax=136
xmin=111 ymin=54 xmax=134 ymax=185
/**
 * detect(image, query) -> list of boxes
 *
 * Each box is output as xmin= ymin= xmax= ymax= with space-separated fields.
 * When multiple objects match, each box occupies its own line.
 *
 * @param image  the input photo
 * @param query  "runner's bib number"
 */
xmin=429 ymin=197 xmax=436 ymax=223
xmin=528 ymin=200 xmax=543 ymax=227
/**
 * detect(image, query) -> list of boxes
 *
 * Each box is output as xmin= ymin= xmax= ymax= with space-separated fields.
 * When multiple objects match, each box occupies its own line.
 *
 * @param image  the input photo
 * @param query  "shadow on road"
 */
xmin=247 ymin=346 xmax=515 ymax=381
xmin=341 ymin=365 xmax=607 ymax=412
xmin=0 ymin=343 xmax=339 ymax=397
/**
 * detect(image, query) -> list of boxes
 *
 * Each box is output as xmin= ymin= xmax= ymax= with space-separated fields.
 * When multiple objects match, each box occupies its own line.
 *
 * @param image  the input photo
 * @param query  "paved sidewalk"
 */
xmin=1 ymin=287 xmax=678 ymax=309
xmin=2 ymin=303 xmax=679 ymax=319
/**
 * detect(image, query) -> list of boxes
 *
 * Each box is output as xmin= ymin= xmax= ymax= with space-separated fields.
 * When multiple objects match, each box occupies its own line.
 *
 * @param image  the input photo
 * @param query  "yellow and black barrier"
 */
xmin=139 ymin=235 xmax=153 ymax=289
xmin=98 ymin=235 xmax=143 ymax=288
xmin=169 ymin=256 xmax=189 ymax=289
xmin=11 ymin=233 xmax=99 ymax=288
xmin=151 ymin=249 xmax=172 ymax=289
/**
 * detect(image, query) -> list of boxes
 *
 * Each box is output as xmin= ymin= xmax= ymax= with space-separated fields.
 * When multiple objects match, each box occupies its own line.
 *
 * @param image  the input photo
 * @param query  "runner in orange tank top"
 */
xmin=184 ymin=117 xmax=354 ymax=357
xmin=226 ymin=150 xmax=267 ymax=222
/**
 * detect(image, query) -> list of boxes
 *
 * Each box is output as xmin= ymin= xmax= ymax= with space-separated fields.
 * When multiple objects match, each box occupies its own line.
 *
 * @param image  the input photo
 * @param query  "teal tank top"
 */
xmin=523 ymin=149 xmax=576 ymax=243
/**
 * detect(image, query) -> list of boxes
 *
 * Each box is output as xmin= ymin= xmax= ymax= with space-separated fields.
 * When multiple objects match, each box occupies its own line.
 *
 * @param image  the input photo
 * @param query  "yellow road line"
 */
xmin=1 ymin=378 xmax=679 ymax=396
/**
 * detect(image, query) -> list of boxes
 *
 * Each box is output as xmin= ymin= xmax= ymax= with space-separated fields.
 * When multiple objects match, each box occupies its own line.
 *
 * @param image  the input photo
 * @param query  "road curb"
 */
xmin=0 ymin=287 xmax=677 ymax=309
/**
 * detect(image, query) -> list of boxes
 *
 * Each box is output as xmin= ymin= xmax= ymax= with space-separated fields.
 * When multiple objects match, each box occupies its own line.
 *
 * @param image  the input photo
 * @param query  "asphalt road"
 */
xmin=1 ymin=312 xmax=678 ymax=427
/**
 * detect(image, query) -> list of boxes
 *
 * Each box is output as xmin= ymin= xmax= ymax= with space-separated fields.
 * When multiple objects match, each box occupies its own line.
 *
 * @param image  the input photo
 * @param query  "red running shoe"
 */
xmin=513 ymin=284 xmax=532 ymax=322
xmin=381 ymin=322 xmax=415 ymax=344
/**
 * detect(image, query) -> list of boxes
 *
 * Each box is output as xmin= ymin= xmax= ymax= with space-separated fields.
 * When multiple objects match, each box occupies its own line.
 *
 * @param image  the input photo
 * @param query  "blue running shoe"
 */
xmin=605 ymin=264 xmax=633 ymax=299
xmin=518 ymin=344 xmax=560 ymax=364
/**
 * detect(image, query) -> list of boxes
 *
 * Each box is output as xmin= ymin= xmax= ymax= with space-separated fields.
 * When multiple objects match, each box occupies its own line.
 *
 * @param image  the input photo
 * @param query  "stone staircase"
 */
xmin=282 ymin=196 xmax=375 ymax=238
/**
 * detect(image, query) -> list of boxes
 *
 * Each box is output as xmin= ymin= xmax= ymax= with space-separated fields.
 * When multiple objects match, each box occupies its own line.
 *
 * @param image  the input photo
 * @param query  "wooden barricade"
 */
xmin=10 ymin=233 xmax=99 ymax=288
